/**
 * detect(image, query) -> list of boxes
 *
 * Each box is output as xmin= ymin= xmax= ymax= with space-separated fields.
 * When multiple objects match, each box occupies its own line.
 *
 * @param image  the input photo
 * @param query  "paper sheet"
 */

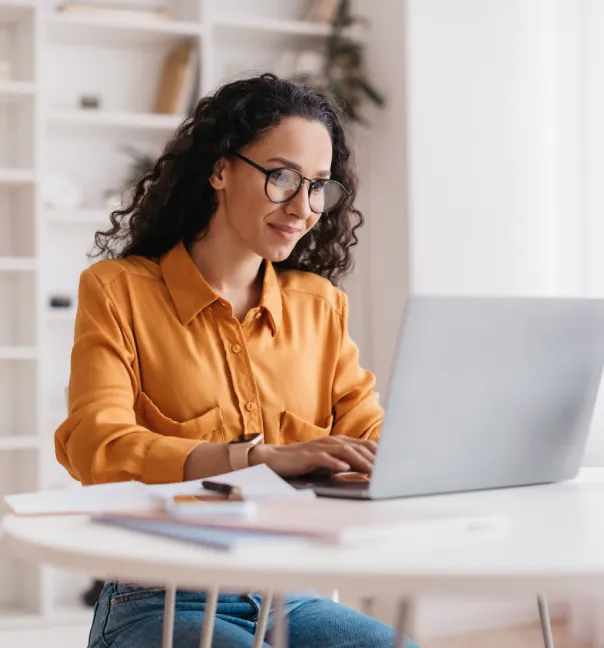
xmin=4 ymin=465 xmax=313 ymax=516
xmin=4 ymin=481 xmax=154 ymax=516
xmin=147 ymin=465 xmax=315 ymax=502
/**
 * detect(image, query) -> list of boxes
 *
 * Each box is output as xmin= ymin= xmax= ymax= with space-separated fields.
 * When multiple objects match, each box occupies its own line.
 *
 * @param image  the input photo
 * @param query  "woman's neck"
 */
xmin=188 ymin=223 xmax=263 ymax=319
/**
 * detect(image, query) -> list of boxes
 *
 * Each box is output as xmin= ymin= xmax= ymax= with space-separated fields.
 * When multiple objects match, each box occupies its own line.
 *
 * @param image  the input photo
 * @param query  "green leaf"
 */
xmin=358 ymin=79 xmax=386 ymax=106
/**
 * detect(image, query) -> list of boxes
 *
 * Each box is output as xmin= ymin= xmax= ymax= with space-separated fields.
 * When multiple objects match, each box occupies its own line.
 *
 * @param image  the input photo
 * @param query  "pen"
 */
xmin=201 ymin=480 xmax=235 ymax=496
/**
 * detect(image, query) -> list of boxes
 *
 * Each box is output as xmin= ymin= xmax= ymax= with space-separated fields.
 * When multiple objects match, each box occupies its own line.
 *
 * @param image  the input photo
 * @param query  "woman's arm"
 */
xmin=330 ymin=291 xmax=384 ymax=441
xmin=55 ymin=269 xmax=219 ymax=485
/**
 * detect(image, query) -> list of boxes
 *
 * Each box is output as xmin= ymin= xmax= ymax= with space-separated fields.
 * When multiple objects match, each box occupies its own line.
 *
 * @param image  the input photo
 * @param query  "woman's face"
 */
xmin=210 ymin=116 xmax=333 ymax=262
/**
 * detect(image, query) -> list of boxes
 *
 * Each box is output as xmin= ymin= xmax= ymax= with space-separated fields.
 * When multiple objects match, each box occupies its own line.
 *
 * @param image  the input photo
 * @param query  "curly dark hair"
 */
xmin=93 ymin=73 xmax=363 ymax=285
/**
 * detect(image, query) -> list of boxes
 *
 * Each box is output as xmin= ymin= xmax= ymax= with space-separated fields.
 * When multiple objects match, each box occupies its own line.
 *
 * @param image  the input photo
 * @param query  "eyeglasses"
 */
xmin=233 ymin=152 xmax=349 ymax=214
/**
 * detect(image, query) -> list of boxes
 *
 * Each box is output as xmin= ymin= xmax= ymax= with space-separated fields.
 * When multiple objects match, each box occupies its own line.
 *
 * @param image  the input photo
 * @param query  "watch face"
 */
xmin=230 ymin=433 xmax=262 ymax=445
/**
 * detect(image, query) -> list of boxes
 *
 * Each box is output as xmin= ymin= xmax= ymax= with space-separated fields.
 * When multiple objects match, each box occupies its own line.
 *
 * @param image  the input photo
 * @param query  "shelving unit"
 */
xmin=0 ymin=346 xmax=38 ymax=360
xmin=0 ymin=0 xmax=369 ymax=632
xmin=48 ymin=108 xmax=185 ymax=131
xmin=0 ymin=257 xmax=37 ymax=270
xmin=0 ymin=168 xmax=36 ymax=183
xmin=213 ymin=14 xmax=332 ymax=37
xmin=0 ymin=436 xmax=41 ymax=450
xmin=0 ymin=79 xmax=35 ymax=97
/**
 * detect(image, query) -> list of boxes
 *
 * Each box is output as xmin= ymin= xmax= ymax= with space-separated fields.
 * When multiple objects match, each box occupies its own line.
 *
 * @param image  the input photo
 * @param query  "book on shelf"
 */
xmin=304 ymin=0 xmax=340 ymax=23
xmin=154 ymin=41 xmax=198 ymax=115
xmin=57 ymin=1 xmax=170 ymax=21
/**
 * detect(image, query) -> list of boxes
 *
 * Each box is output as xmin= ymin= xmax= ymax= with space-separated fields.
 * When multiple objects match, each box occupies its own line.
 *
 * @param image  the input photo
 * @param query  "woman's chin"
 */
xmin=260 ymin=243 xmax=296 ymax=263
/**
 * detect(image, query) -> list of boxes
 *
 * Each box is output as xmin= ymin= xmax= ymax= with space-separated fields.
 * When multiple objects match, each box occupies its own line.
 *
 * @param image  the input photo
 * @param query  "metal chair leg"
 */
xmin=270 ymin=594 xmax=288 ymax=648
xmin=199 ymin=588 xmax=219 ymax=648
xmin=162 ymin=586 xmax=177 ymax=648
xmin=395 ymin=598 xmax=414 ymax=648
xmin=253 ymin=592 xmax=273 ymax=648
xmin=537 ymin=594 xmax=555 ymax=648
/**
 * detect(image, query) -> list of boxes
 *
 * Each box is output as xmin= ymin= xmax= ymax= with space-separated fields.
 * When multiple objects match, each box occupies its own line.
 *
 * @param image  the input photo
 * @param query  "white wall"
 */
xmin=576 ymin=0 xmax=604 ymax=466
xmin=406 ymin=0 xmax=557 ymax=297
xmin=361 ymin=0 xmax=408 ymax=393
xmin=364 ymin=0 xmax=588 ymax=637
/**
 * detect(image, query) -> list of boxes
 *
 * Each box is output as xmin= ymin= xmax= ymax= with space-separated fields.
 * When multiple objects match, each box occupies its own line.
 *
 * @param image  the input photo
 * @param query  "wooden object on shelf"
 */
xmin=305 ymin=0 xmax=339 ymax=23
xmin=153 ymin=40 xmax=197 ymax=115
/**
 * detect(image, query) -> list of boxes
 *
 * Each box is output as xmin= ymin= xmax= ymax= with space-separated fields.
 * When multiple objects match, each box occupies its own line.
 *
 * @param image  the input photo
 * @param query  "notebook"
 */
xmin=94 ymin=516 xmax=314 ymax=551
xmin=93 ymin=498 xmax=504 ymax=547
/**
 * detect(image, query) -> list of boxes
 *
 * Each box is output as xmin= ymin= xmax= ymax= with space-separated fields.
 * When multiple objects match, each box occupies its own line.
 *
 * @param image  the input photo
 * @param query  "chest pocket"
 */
xmin=135 ymin=392 xmax=225 ymax=442
xmin=279 ymin=409 xmax=334 ymax=445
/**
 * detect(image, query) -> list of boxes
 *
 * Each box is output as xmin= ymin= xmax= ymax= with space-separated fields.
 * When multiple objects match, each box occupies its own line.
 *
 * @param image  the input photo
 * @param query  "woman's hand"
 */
xmin=249 ymin=436 xmax=377 ymax=478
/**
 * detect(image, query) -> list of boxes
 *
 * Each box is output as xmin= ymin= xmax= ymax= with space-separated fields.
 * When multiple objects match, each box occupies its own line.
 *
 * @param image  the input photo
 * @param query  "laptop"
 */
xmin=293 ymin=296 xmax=604 ymax=500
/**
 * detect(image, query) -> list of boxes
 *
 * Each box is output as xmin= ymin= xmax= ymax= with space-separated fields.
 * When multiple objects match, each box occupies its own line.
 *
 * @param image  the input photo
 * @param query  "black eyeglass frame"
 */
xmin=233 ymin=152 xmax=349 ymax=214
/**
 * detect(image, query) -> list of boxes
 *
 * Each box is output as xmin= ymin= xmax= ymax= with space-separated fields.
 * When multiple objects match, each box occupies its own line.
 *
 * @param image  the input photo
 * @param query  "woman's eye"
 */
xmin=310 ymin=180 xmax=327 ymax=193
xmin=270 ymin=170 xmax=292 ymax=185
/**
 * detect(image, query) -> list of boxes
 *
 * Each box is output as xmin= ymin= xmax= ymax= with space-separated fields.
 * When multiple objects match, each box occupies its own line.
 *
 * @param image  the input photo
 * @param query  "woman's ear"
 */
xmin=209 ymin=158 xmax=228 ymax=190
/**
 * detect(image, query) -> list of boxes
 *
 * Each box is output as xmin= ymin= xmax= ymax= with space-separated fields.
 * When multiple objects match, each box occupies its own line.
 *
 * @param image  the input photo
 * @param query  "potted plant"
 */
xmin=293 ymin=0 xmax=385 ymax=124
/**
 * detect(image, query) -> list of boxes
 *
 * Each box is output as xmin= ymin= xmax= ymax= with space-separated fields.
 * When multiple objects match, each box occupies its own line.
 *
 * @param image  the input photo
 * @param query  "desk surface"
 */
xmin=4 ymin=468 xmax=604 ymax=599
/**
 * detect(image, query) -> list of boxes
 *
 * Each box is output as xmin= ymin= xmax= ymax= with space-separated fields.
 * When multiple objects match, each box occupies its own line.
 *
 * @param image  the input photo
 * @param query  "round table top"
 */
xmin=4 ymin=468 xmax=604 ymax=598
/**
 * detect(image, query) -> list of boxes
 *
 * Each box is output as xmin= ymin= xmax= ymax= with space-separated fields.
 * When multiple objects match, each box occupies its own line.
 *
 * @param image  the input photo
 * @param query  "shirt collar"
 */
xmin=259 ymin=260 xmax=283 ymax=335
xmin=160 ymin=242 xmax=282 ymax=335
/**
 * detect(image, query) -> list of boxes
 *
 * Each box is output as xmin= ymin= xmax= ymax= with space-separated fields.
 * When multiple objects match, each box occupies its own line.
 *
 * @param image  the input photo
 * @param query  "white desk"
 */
xmin=4 ymin=468 xmax=604 ymax=647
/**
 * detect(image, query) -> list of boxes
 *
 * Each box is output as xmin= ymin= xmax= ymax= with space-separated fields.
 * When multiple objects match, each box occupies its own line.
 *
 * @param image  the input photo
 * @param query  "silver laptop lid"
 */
xmin=370 ymin=296 xmax=604 ymax=499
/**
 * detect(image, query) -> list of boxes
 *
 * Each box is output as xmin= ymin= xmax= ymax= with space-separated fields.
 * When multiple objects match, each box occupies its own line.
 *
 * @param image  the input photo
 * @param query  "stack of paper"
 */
xmin=4 ymin=465 xmax=312 ymax=516
xmin=93 ymin=498 xmax=499 ymax=550
xmin=4 ymin=465 xmax=502 ymax=551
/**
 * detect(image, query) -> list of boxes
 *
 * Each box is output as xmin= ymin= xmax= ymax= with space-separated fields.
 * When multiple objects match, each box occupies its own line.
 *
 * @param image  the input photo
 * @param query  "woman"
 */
xmin=56 ymin=74 xmax=419 ymax=648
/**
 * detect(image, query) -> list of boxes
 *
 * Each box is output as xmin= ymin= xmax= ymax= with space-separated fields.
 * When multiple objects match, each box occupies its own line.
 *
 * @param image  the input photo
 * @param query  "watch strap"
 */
xmin=227 ymin=434 xmax=264 ymax=471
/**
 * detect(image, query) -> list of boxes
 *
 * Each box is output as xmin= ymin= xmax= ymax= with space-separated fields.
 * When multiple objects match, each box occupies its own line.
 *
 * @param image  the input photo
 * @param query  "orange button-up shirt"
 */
xmin=55 ymin=242 xmax=383 ymax=486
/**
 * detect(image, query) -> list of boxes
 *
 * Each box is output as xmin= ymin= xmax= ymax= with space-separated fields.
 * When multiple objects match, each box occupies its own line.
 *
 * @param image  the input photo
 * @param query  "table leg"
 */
xmin=395 ymin=598 xmax=413 ymax=648
xmin=199 ymin=588 xmax=219 ymax=648
xmin=162 ymin=586 xmax=176 ymax=648
xmin=270 ymin=594 xmax=288 ymax=648
xmin=253 ymin=592 xmax=273 ymax=648
xmin=537 ymin=594 xmax=555 ymax=648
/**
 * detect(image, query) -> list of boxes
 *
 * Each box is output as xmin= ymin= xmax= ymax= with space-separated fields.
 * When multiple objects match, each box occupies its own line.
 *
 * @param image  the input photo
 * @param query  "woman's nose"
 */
xmin=288 ymin=183 xmax=313 ymax=219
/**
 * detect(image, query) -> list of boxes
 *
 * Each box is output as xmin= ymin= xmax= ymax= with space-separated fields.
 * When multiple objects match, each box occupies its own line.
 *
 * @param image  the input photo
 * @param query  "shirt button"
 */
xmin=255 ymin=312 xmax=262 ymax=320
xmin=245 ymin=401 xmax=256 ymax=412
xmin=231 ymin=344 xmax=242 ymax=354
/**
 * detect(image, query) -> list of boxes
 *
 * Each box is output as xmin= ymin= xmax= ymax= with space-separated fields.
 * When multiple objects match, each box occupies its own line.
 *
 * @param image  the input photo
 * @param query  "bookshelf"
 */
xmin=0 ymin=0 xmax=369 ymax=632
xmin=48 ymin=108 xmax=185 ymax=131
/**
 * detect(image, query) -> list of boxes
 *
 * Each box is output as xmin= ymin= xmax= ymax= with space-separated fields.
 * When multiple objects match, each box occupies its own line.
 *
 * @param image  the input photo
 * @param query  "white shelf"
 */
xmin=0 ymin=436 xmax=40 ymax=450
xmin=46 ymin=12 xmax=203 ymax=46
xmin=48 ymin=109 xmax=185 ymax=132
xmin=45 ymin=208 xmax=111 ymax=225
xmin=46 ymin=309 xmax=76 ymax=323
xmin=0 ymin=346 xmax=38 ymax=360
xmin=0 ymin=169 xmax=36 ymax=185
xmin=0 ymin=608 xmax=41 ymax=632
xmin=213 ymin=15 xmax=333 ymax=37
xmin=0 ymin=257 xmax=37 ymax=271
xmin=0 ymin=81 xmax=35 ymax=102
xmin=0 ymin=604 xmax=93 ymax=630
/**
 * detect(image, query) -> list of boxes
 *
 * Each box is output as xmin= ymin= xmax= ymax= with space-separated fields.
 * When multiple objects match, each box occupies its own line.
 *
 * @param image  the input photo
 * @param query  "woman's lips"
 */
xmin=268 ymin=223 xmax=304 ymax=241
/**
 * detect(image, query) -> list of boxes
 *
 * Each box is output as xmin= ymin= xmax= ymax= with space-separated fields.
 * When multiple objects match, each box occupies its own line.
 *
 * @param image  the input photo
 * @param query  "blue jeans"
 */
xmin=89 ymin=582 xmax=420 ymax=648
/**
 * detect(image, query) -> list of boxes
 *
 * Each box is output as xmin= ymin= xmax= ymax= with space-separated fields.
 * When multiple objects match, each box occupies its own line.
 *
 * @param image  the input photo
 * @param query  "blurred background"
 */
xmin=0 ymin=0 xmax=603 ymax=646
